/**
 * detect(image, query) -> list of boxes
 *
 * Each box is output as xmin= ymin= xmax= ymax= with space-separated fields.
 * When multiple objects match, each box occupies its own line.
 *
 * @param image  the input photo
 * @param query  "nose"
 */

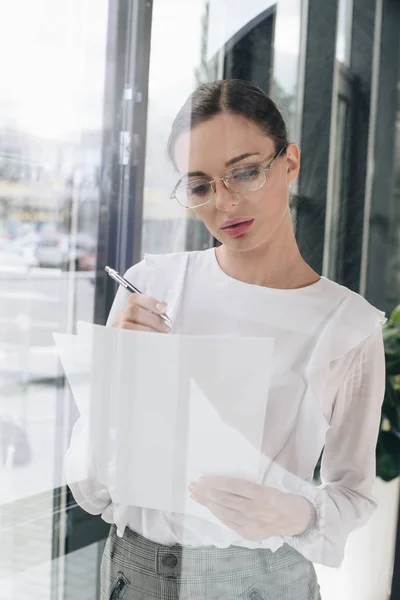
xmin=213 ymin=179 xmax=239 ymax=211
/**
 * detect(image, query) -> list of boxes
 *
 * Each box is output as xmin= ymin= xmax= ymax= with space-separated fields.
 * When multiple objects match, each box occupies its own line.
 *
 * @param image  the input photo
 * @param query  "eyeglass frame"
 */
xmin=170 ymin=144 xmax=287 ymax=209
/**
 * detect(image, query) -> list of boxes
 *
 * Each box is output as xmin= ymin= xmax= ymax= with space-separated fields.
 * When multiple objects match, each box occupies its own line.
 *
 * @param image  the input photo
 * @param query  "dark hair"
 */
xmin=167 ymin=79 xmax=289 ymax=169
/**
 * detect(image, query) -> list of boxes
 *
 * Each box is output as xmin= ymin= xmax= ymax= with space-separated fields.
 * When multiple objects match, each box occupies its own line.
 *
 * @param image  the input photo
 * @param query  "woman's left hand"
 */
xmin=189 ymin=476 xmax=314 ymax=541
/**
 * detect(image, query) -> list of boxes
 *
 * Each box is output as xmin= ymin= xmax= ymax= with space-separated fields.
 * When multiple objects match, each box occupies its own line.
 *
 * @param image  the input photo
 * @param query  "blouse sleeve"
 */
xmin=65 ymin=261 xmax=146 ymax=514
xmin=64 ymin=414 xmax=112 ymax=514
xmin=282 ymin=325 xmax=386 ymax=567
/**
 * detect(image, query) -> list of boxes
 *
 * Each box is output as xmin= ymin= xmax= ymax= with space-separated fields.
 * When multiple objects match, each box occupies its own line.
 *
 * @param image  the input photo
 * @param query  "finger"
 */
xmin=123 ymin=304 xmax=171 ymax=333
xmin=192 ymin=495 xmax=265 ymax=541
xmin=195 ymin=476 xmax=259 ymax=500
xmin=193 ymin=494 xmax=244 ymax=528
xmin=128 ymin=293 xmax=168 ymax=317
xmin=115 ymin=321 xmax=155 ymax=333
xmin=192 ymin=487 xmax=246 ymax=513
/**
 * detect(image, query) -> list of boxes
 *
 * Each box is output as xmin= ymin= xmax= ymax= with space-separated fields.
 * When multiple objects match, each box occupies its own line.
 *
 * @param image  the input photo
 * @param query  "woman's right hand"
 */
xmin=111 ymin=294 xmax=171 ymax=333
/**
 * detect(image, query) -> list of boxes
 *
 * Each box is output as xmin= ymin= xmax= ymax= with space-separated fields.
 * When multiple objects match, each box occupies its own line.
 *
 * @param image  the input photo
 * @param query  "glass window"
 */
xmin=2 ymin=2 xmax=397 ymax=598
xmin=0 ymin=1 xmax=108 ymax=597
xmin=386 ymin=78 xmax=400 ymax=310
xmin=223 ymin=2 xmax=275 ymax=92
xmin=141 ymin=0 xmax=213 ymax=256
xmin=325 ymin=0 xmax=355 ymax=283
xmin=142 ymin=0 xmax=283 ymax=256
xmin=271 ymin=0 xmax=304 ymax=220
xmin=271 ymin=0 xmax=303 ymax=145
xmin=336 ymin=0 xmax=353 ymax=66
xmin=327 ymin=95 xmax=351 ymax=281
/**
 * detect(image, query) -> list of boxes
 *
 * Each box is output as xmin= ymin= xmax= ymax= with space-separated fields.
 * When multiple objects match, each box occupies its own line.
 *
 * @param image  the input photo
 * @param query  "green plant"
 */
xmin=313 ymin=304 xmax=400 ymax=484
xmin=376 ymin=304 xmax=400 ymax=482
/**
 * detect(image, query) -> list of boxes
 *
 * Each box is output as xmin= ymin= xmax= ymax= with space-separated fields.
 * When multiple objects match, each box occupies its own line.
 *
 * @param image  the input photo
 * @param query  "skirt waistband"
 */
xmin=107 ymin=525 xmax=309 ymax=578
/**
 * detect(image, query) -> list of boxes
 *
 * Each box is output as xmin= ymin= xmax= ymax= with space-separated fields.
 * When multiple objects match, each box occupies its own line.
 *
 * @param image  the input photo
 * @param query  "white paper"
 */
xmin=54 ymin=322 xmax=275 ymax=523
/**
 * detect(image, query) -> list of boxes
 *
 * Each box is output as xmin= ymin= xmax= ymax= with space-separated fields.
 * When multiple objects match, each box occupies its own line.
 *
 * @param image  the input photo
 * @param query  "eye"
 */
xmin=231 ymin=165 xmax=260 ymax=181
xmin=188 ymin=181 xmax=210 ymax=196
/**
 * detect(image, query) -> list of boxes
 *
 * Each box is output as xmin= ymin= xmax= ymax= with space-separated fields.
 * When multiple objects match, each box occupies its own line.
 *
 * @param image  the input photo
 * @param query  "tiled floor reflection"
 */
xmin=63 ymin=544 xmax=100 ymax=600
xmin=0 ymin=382 xmax=60 ymax=506
xmin=0 ymin=491 xmax=54 ymax=584
xmin=0 ymin=537 xmax=100 ymax=600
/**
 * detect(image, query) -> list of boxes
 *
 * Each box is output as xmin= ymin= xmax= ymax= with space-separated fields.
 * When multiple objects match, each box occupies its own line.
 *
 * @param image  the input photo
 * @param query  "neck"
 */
xmin=215 ymin=212 xmax=317 ymax=289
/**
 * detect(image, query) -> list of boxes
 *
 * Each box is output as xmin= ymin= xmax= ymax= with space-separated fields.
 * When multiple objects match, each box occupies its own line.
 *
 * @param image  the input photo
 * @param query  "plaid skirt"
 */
xmin=100 ymin=524 xmax=321 ymax=600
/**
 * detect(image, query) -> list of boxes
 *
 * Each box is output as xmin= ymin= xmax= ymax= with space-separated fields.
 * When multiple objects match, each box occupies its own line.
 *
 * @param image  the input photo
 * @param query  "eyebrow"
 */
xmin=184 ymin=152 xmax=261 ymax=180
xmin=225 ymin=152 xmax=260 ymax=167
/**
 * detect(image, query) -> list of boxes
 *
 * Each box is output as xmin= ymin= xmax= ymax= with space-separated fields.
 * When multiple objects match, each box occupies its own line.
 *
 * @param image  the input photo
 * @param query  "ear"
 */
xmin=285 ymin=143 xmax=300 ymax=185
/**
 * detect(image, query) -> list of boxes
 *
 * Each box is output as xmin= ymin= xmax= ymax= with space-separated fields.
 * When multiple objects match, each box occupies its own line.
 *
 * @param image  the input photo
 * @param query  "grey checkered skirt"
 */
xmin=100 ymin=525 xmax=321 ymax=599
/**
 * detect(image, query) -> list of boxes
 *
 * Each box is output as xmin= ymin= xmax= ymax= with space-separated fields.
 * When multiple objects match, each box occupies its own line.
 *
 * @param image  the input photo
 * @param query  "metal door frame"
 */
xmin=55 ymin=2 xmax=154 ymax=598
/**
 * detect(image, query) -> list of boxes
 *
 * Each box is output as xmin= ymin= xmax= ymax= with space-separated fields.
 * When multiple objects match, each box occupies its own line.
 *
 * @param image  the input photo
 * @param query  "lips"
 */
xmin=221 ymin=218 xmax=252 ymax=229
xmin=220 ymin=218 xmax=254 ymax=238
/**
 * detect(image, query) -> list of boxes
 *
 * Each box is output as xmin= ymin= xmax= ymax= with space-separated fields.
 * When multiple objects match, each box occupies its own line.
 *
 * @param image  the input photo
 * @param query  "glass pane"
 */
xmin=223 ymin=2 xmax=275 ymax=93
xmin=142 ymin=0 xmax=282 ymax=256
xmin=327 ymin=97 xmax=349 ymax=281
xmin=386 ymin=74 xmax=400 ymax=309
xmin=271 ymin=0 xmax=303 ymax=145
xmin=0 ymin=0 xmax=108 ymax=597
xmin=44 ymin=3 xmax=399 ymax=600
xmin=271 ymin=0 xmax=303 ymax=218
xmin=336 ymin=0 xmax=353 ymax=66
xmin=142 ymin=0 xmax=212 ymax=256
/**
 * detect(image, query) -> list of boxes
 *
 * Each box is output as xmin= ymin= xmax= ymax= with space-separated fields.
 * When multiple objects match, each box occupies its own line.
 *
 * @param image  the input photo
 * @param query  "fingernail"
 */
xmin=163 ymin=325 xmax=171 ymax=333
xmin=156 ymin=302 xmax=167 ymax=313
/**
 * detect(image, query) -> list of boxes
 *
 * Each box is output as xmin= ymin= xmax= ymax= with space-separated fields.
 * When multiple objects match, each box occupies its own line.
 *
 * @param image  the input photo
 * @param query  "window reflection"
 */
xmin=0 ymin=1 xmax=108 ymax=597
xmin=271 ymin=0 xmax=303 ymax=145
xmin=336 ymin=0 xmax=353 ymax=66
xmin=386 ymin=78 xmax=400 ymax=308
xmin=0 ymin=1 xmax=398 ymax=598
xmin=327 ymin=96 xmax=351 ymax=281
xmin=142 ymin=0 xmax=212 ymax=256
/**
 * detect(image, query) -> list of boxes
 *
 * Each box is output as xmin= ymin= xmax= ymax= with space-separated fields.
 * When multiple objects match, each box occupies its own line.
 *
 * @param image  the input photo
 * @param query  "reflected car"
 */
xmin=0 ymin=234 xmax=39 ymax=268
xmin=35 ymin=232 xmax=70 ymax=269
xmin=35 ymin=231 xmax=96 ymax=270
xmin=78 ymin=248 xmax=97 ymax=271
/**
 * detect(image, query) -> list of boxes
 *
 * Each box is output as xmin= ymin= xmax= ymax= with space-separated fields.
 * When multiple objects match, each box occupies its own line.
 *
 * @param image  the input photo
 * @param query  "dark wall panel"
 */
xmin=365 ymin=0 xmax=400 ymax=310
xmin=343 ymin=0 xmax=376 ymax=290
xmin=224 ymin=9 xmax=274 ymax=95
xmin=296 ymin=0 xmax=339 ymax=273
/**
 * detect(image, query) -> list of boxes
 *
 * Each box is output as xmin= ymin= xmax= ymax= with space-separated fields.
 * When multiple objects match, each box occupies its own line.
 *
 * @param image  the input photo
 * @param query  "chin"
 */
xmin=218 ymin=234 xmax=266 ymax=252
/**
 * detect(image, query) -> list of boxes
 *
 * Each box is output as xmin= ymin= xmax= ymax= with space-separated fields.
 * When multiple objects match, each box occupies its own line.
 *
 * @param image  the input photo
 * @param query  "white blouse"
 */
xmin=65 ymin=248 xmax=387 ymax=568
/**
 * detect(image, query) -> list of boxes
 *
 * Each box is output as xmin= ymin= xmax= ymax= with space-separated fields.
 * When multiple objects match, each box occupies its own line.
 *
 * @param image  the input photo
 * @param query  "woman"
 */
xmin=66 ymin=80 xmax=387 ymax=599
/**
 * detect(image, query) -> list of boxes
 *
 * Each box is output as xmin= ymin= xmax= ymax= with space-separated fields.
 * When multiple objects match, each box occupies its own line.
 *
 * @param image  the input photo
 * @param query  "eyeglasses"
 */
xmin=170 ymin=145 xmax=287 ymax=209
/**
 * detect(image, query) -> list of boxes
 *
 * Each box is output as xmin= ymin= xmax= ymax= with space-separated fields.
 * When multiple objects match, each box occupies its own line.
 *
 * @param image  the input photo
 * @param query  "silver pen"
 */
xmin=105 ymin=266 xmax=172 ymax=327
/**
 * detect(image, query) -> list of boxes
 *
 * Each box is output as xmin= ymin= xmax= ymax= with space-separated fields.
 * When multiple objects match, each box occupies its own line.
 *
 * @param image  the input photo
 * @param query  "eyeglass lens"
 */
xmin=175 ymin=164 xmax=266 ymax=208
